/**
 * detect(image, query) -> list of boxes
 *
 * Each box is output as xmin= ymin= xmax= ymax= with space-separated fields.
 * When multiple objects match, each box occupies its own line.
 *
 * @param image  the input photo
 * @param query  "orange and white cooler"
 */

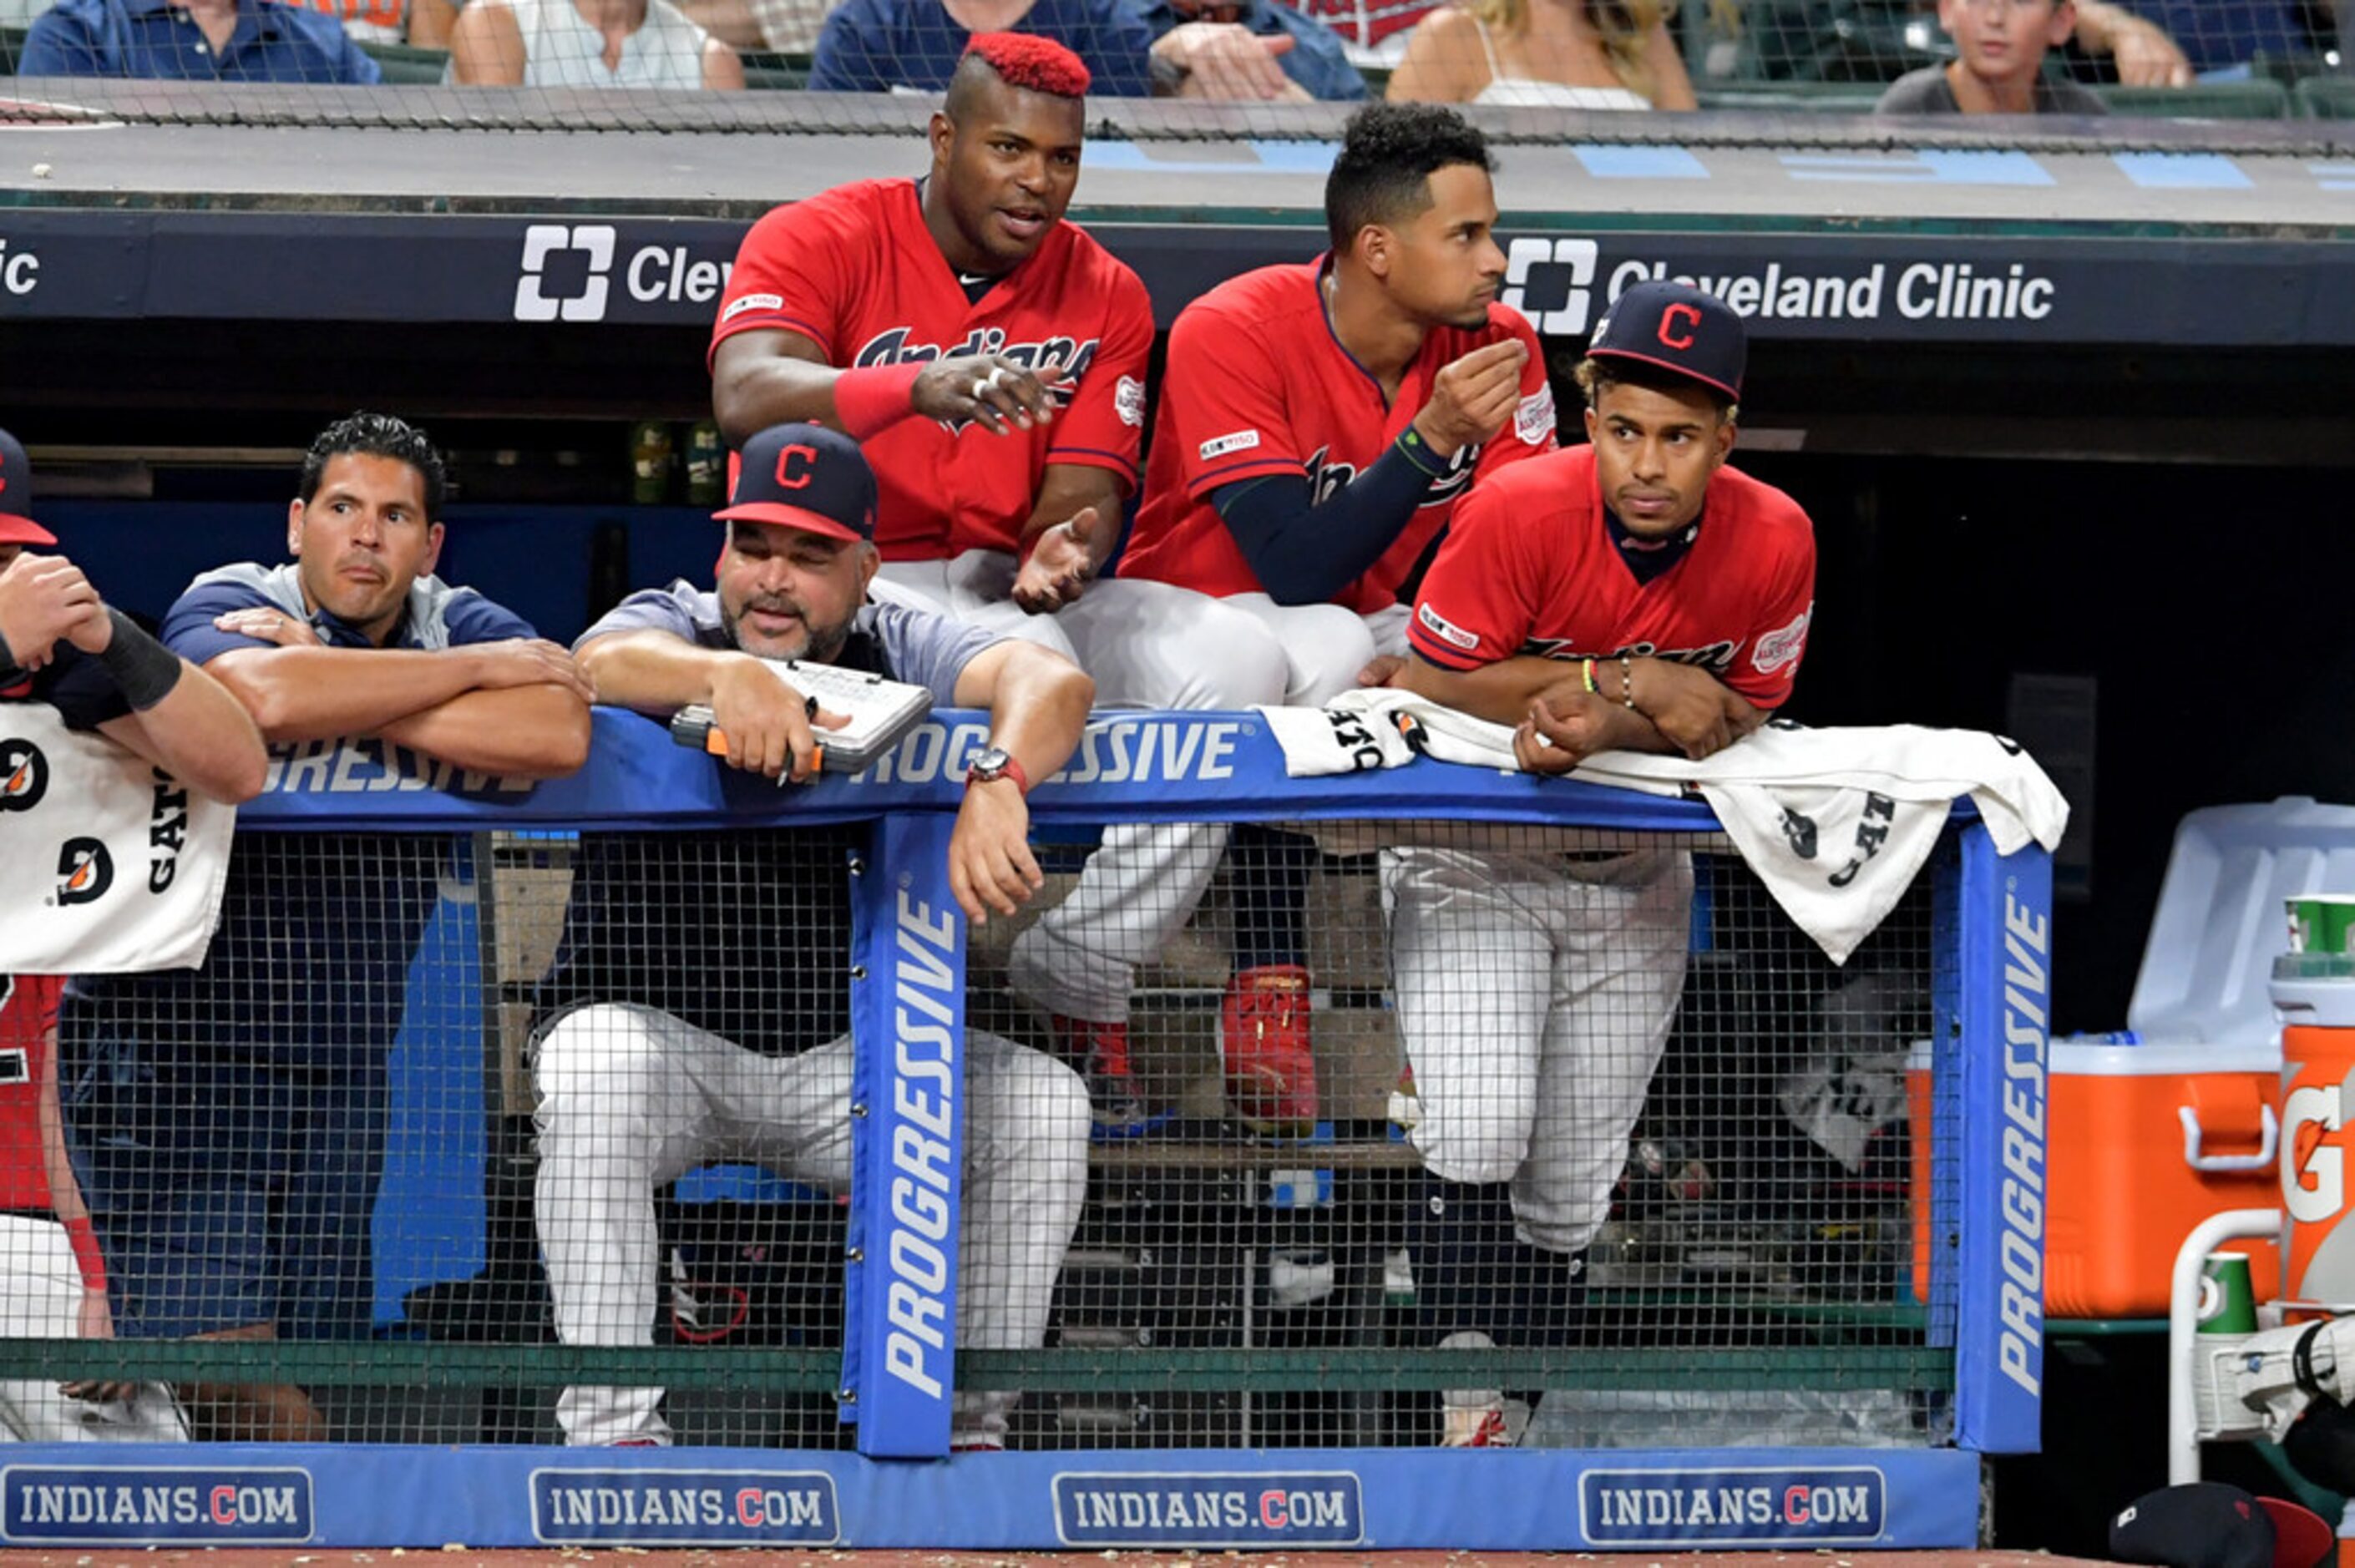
xmin=1908 ymin=1041 xmax=2281 ymax=1316
xmin=1911 ymin=797 xmax=2355 ymax=1316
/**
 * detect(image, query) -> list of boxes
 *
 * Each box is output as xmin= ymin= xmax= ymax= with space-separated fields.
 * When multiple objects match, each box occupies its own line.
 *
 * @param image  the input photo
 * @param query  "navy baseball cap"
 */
xmin=715 ymin=422 xmax=876 ymax=544
xmin=1586 ymin=280 xmax=1745 ymax=403
xmin=2111 ymin=1483 xmax=2336 ymax=1568
xmin=0 ymin=430 xmax=57 ymax=546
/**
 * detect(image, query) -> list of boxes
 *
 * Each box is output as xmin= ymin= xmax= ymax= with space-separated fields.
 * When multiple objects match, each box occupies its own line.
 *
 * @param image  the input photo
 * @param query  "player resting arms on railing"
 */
xmin=529 ymin=422 xmax=1092 ymax=1450
xmin=53 ymin=412 xmax=592 ymax=1444
xmin=1386 ymin=284 xmax=1817 ymax=1446
xmin=0 ymin=429 xmax=266 ymax=1445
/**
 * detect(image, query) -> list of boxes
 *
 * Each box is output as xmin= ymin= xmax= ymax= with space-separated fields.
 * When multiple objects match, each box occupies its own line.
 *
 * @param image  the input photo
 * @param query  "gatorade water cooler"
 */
xmin=1907 ymin=798 xmax=2355 ymax=1314
xmin=2276 ymin=953 xmax=2355 ymax=1305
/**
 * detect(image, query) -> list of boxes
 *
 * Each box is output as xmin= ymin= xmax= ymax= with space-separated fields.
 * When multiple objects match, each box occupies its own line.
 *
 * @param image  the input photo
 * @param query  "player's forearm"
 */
xmin=713 ymin=357 xmax=843 ymax=448
xmin=96 ymin=660 xmax=269 ymax=805
xmin=978 ymin=645 xmax=1095 ymax=781
xmin=1399 ymin=653 xmax=1575 ymax=725
xmin=1215 ymin=449 xmax=1435 ymax=607
xmin=205 ymin=645 xmax=492 ymax=742
xmin=36 ymin=1031 xmax=90 ymax=1229
xmin=1018 ymin=472 xmax=1125 ymax=566
xmin=576 ymin=631 xmax=757 ymax=716
xmin=374 ymin=685 xmax=593 ymax=780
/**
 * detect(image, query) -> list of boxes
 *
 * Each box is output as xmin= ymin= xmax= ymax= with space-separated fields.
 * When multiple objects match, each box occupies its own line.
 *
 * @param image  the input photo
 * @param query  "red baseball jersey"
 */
xmin=711 ymin=178 xmax=1155 ymax=562
xmin=0 ymin=974 xmax=63 ymax=1213
xmin=1119 ymin=258 xmax=1557 ymax=616
xmin=1408 ymin=444 xmax=1816 ymax=706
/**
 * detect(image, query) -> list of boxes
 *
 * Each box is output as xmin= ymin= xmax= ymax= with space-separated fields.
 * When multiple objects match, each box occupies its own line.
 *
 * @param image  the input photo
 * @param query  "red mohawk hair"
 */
xmin=962 ymin=33 xmax=1091 ymax=97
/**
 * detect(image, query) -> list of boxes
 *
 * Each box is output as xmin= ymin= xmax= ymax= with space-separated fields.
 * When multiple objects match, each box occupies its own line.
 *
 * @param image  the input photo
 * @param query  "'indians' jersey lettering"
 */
xmin=712 ymin=178 xmax=1153 ymax=561
xmin=1122 ymin=257 xmax=1554 ymax=615
xmin=1409 ymin=444 xmax=1816 ymax=708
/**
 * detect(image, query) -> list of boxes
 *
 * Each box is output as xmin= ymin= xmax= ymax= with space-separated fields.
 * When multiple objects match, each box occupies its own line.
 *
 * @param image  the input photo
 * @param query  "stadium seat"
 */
xmin=1696 ymin=80 xmax=1884 ymax=111
xmin=2296 ymin=74 xmax=2355 ymax=118
xmin=2095 ymin=78 xmax=2291 ymax=117
xmin=360 ymin=40 xmax=453 ymax=82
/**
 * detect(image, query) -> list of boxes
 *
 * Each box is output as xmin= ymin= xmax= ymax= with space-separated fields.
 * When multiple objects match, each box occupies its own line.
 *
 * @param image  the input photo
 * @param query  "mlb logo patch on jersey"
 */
xmin=1516 ymin=385 xmax=1557 ymax=447
xmin=723 ymin=293 xmax=784 ymax=322
xmin=1199 ymin=429 xmax=1261 ymax=462
xmin=1116 ymin=376 xmax=1146 ymax=428
xmin=1417 ymin=602 xmax=1480 ymax=653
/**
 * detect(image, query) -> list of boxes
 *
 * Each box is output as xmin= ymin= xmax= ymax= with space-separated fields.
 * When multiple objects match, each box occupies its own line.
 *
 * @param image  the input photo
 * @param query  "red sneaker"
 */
xmin=1048 ymin=1015 xmax=1172 ymax=1141
xmin=1221 ymin=964 xmax=1318 ymax=1137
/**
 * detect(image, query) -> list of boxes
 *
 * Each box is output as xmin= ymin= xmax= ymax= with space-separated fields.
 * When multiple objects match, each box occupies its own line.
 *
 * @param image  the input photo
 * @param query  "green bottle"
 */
xmin=684 ymin=419 xmax=726 ymax=508
xmin=630 ymin=420 xmax=673 ymax=504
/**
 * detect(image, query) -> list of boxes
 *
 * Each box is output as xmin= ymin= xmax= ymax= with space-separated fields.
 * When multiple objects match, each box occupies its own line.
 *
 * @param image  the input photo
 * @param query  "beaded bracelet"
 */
xmin=1581 ymin=658 xmax=1596 ymax=694
xmin=1619 ymin=652 xmax=1636 ymax=711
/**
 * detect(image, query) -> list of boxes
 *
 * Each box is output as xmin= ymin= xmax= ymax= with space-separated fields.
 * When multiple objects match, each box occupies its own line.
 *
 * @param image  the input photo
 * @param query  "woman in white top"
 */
xmin=449 ymin=0 xmax=745 ymax=87
xmin=1385 ymin=0 xmax=1694 ymax=109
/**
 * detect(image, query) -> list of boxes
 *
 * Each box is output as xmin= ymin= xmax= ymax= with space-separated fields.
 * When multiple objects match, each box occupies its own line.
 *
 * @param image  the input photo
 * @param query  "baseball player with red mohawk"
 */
xmin=712 ymin=34 xmax=1299 ymax=1136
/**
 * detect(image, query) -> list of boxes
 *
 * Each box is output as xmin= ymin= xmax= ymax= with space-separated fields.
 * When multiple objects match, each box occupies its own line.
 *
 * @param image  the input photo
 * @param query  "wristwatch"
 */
xmin=965 ymin=746 xmax=1031 ymax=794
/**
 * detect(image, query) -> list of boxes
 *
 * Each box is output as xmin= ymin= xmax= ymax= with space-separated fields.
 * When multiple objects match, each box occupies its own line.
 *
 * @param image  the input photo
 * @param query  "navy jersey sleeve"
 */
xmin=438 ymin=589 xmax=537 ymax=646
xmin=161 ymin=579 xmax=284 ymax=667
xmin=872 ymin=603 xmax=1005 ymax=703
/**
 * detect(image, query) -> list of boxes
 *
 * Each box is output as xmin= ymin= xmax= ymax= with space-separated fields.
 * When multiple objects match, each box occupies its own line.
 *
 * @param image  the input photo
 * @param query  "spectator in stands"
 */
xmin=663 ymin=0 xmax=824 ymax=55
xmin=291 ymin=0 xmax=453 ymax=48
xmin=1140 ymin=0 xmax=1367 ymax=99
xmin=17 ymin=0 xmax=385 ymax=79
xmin=448 ymin=0 xmax=744 ymax=86
xmin=810 ymin=0 xmax=1153 ymax=94
xmin=2071 ymin=0 xmax=2199 ymax=82
xmin=1877 ymin=0 xmax=2107 ymax=113
xmin=56 ymin=412 xmax=591 ymax=1444
xmin=1385 ymin=0 xmax=1696 ymax=108
xmin=530 ymin=421 xmax=1094 ymax=1449
xmin=0 ymin=431 xmax=264 ymax=1446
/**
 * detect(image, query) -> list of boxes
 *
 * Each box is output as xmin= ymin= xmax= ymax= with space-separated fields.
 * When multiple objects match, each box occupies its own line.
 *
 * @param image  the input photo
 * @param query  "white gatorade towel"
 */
xmin=0 ymin=701 xmax=236 ymax=972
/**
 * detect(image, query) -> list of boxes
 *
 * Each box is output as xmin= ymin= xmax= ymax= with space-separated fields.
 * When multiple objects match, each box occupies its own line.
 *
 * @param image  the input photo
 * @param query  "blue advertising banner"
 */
xmin=0 ymin=1445 xmax=1982 ymax=1550
xmin=1951 ymin=819 xmax=2053 ymax=1454
xmin=845 ymin=814 xmax=966 ymax=1458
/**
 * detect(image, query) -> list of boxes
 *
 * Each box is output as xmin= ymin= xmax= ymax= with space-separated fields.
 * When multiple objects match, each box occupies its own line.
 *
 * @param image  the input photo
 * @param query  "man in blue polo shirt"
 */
xmin=18 ymin=0 xmax=382 ymax=82
xmin=57 ymin=411 xmax=591 ymax=1444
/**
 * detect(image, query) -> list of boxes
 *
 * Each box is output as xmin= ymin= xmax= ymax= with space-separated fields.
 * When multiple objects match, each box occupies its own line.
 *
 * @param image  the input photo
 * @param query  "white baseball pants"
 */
xmin=0 ymin=1214 xmax=188 ymax=1444
xmin=876 ymin=551 xmax=1291 ymax=1024
xmin=534 ymin=1002 xmax=1089 ymax=1448
xmin=1385 ymin=847 xmax=1694 ymax=1256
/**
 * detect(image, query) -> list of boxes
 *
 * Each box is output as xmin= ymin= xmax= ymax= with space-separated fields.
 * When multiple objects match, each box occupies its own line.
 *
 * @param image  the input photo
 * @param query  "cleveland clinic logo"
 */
xmin=514 ymin=224 xmax=617 ymax=322
xmin=1501 ymin=237 xmax=1599 ymax=335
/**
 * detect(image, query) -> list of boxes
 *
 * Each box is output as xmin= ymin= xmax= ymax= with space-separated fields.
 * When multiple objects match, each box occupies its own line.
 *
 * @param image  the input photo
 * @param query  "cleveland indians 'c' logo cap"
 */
xmin=1585 ymin=280 xmax=1745 ymax=404
xmin=0 ymin=429 xmax=58 ymax=548
xmin=716 ymin=423 xmax=879 ymax=545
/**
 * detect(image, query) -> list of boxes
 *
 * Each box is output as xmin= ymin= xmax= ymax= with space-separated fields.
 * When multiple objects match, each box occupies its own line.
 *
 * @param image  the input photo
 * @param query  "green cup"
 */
xmin=2288 ymin=896 xmax=2355 ymax=955
xmin=2199 ymin=1252 xmax=2257 ymax=1334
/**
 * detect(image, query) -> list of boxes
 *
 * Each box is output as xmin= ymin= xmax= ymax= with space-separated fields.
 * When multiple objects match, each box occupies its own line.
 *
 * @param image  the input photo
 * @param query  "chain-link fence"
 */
xmin=0 ymin=0 xmax=2338 ymax=129
xmin=6 ymin=792 xmax=1958 ymax=1455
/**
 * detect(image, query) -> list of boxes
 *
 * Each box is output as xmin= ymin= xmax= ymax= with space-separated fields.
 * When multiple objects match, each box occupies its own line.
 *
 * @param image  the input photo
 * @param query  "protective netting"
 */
xmin=0 ymin=0 xmax=2337 ymax=129
xmin=3 ymin=812 xmax=1950 ymax=1451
